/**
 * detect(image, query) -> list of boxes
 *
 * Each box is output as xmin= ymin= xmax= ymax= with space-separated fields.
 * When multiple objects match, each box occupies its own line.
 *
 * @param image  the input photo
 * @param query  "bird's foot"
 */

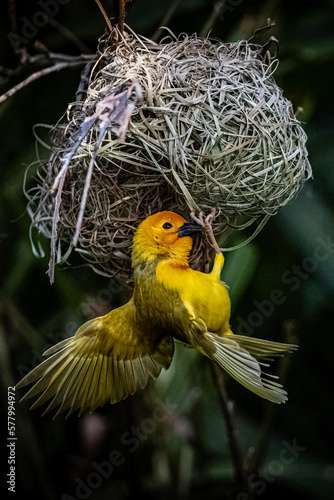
xmin=190 ymin=209 xmax=222 ymax=255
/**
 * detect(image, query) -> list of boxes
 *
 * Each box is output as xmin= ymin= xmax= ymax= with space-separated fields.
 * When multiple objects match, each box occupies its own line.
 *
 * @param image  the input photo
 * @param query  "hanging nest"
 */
xmin=26 ymin=27 xmax=312 ymax=285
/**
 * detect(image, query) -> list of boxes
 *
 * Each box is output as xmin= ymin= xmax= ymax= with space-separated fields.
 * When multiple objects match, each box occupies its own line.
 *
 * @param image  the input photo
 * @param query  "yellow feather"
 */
xmin=16 ymin=211 xmax=297 ymax=416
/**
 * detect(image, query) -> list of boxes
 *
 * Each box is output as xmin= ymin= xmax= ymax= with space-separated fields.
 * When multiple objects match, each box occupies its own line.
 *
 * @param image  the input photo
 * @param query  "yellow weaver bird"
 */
xmin=17 ymin=211 xmax=297 ymax=417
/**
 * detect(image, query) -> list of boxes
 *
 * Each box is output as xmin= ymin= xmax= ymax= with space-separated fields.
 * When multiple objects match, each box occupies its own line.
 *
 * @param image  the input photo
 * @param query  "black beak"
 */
xmin=178 ymin=221 xmax=202 ymax=238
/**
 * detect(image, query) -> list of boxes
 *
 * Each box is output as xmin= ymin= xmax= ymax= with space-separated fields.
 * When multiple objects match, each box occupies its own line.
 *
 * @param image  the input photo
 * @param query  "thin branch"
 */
xmin=200 ymin=0 xmax=227 ymax=37
xmin=0 ymin=54 xmax=95 ymax=105
xmin=119 ymin=0 xmax=125 ymax=33
xmin=47 ymin=17 xmax=93 ymax=53
xmin=210 ymin=362 xmax=248 ymax=492
xmin=249 ymin=320 xmax=299 ymax=474
xmin=248 ymin=18 xmax=276 ymax=42
xmin=94 ymin=0 xmax=113 ymax=33
xmin=76 ymin=61 xmax=95 ymax=101
xmin=118 ymin=0 xmax=132 ymax=33
xmin=8 ymin=0 xmax=17 ymax=33
xmin=49 ymin=169 xmax=67 ymax=284
xmin=151 ymin=0 xmax=183 ymax=42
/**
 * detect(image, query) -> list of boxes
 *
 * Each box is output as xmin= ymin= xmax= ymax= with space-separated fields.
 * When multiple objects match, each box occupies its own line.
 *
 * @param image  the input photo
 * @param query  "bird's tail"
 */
xmin=189 ymin=324 xmax=297 ymax=403
xmin=16 ymin=305 xmax=174 ymax=418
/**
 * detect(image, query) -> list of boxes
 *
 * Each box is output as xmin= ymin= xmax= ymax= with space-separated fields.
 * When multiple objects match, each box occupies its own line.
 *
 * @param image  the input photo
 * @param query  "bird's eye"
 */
xmin=162 ymin=222 xmax=173 ymax=229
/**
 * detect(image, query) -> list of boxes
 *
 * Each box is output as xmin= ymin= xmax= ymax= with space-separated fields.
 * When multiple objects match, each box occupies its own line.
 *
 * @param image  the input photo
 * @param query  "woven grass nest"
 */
xmin=26 ymin=27 xmax=312 ymax=285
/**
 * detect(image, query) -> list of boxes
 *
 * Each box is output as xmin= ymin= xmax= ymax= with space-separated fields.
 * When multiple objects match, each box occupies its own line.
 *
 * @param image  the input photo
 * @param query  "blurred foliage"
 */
xmin=1 ymin=1 xmax=334 ymax=499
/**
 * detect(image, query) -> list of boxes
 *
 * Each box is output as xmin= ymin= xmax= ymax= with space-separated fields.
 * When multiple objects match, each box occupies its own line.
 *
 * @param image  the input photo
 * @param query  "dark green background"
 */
xmin=1 ymin=1 xmax=334 ymax=499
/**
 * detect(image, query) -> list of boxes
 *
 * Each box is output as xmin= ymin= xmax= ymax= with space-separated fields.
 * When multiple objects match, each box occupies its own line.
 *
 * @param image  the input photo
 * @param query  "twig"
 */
xmin=118 ymin=0 xmax=132 ymax=33
xmin=151 ymin=0 xmax=183 ymax=42
xmin=0 ymin=55 xmax=95 ymax=105
xmin=47 ymin=17 xmax=93 ymax=53
xmin=210 ymin=363 xmax=248 ymax=492
xmin=94 ymin=0 xmax=113 ymax=33
xmin=72 ymin=148 xmax=97 ymax=248
xmin=249 ymin=320 xmax=299 ymax=474
xmin=248 ymin=18 xmax=276 ymax=42
xmin=119 ymin=0 xmax=125 ymax=33
xmin=7 ymin=0 xmax=29 ymax=62
xmin=200 ymin=0 xmax=226 ymax=37
xmin=76 ymin=61 xmax=95 ymax=101
xmin=8 ymin=0 xmax=18 ymax=50
xmin=49 ymin=170 xmax=67 ymax=284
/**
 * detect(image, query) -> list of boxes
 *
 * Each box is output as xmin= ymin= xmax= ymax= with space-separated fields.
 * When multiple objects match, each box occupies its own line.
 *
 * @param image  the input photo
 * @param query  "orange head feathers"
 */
xmin=132 ymin=211 xmax=202 ymax=267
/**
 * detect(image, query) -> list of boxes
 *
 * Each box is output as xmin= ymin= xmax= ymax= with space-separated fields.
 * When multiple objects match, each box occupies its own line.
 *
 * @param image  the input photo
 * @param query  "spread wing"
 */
xmin=16 ymin=300 xmax=174 ymax=418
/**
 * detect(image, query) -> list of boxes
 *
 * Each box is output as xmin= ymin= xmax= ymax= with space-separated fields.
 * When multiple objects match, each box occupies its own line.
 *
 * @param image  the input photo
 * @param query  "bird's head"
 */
xmin=132 ymin=211 xmax=202 ymax=268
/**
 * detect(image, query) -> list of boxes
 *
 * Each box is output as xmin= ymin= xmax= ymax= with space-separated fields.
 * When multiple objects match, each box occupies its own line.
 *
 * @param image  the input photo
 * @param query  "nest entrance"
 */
xmin=26 ymin=28 xmax=311 ymax=285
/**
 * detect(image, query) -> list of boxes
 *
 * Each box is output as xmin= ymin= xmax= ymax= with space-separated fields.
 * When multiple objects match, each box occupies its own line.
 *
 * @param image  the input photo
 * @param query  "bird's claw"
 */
xmin=190 ymin=211 xmax=204 ymax=228
xmin=190 ymin=209 xmax=215 ymax=229
xmin=190 ymin=209 xmax=221 ymax=255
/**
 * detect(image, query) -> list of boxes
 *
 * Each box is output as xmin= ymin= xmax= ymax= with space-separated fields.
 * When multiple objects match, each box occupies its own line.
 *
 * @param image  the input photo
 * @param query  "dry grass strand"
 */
xmin=26 ymin=28 xmax=311 ymax=284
